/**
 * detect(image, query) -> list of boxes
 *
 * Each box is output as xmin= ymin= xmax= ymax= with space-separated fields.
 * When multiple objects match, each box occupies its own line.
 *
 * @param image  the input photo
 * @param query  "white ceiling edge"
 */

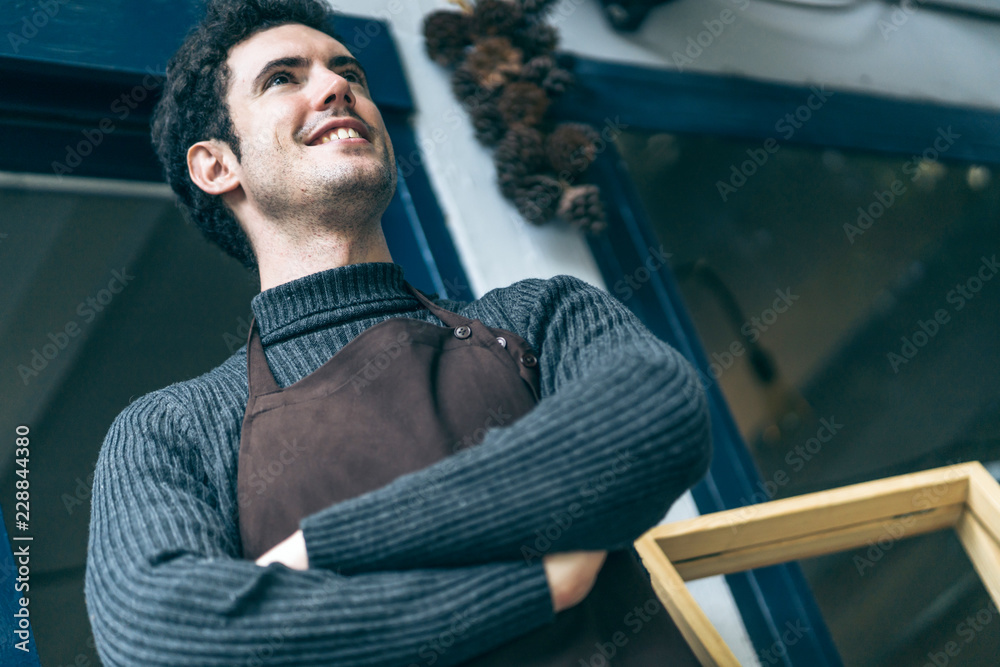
xmin=557 ymin=0 xmax=1000 ymax=112
xmin=0 ymin=171 xmax=174 ymax=199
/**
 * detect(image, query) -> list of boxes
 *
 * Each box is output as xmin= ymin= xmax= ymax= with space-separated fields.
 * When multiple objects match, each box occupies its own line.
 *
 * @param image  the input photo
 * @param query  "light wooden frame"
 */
xmin=634 ymin=462 xmax=1000 ymax=666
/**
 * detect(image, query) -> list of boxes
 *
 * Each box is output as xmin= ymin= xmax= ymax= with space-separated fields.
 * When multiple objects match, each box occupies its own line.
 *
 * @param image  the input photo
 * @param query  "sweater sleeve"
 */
xmin=301 ymin=275 xmax=712 ymax=574
xmin=84 ymin=392 xmax=554 ymax=667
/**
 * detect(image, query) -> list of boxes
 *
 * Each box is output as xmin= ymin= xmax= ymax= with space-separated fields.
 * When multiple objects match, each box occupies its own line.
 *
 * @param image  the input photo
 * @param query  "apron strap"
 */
xmin=246 ymin=283 xmax=472 ymax=400
xmin=403 ymin=282 xmax=473 ymax=329
xmin=246 ymin=318 xmax=280 ymax=398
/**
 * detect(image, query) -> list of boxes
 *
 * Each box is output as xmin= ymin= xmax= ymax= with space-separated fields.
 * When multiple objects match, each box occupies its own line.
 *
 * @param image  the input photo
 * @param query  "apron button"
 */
xmin=496 ymin=336 xmax=507 ymax=348
xmin=520 ymin=352 xmax=538 ymax=367
xmin=454 ymin=325 xmax=472 ymax=339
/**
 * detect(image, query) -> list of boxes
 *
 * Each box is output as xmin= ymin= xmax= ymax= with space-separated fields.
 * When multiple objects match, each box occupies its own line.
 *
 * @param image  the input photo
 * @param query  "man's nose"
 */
xmin=312 ymin=69 xmax=354 ymax=111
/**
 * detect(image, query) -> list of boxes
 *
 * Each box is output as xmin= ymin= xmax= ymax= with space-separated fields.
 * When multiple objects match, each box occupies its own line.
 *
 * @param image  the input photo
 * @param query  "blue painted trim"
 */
xmin=335 ymin=14 xmax=413 ymax=114
xmin=384 ymin=114 xmax=476 ymax=302
xmin=0 ymin=504 xmax=41 ymax=666
xmin=0 ymin=5 xmax=412 ymax=113
xmin=552 ymin=56 xmax=1000 ymax=165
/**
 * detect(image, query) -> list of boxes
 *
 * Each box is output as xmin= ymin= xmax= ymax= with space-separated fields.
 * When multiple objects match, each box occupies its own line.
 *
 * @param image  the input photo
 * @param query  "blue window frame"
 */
xmin=553 ymin=55 xmax=1000 ymax=666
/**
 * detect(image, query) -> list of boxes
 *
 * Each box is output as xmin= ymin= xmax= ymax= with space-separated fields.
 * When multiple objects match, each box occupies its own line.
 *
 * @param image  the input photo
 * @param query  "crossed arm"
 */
xmin=297 ymin=277 xmax=710 ymax=573
xmin=256 ymin=526 xmax=609 ymax=613
xmin=86 ymin=392 xmax=565 ymax=666
xmin=85 ymin=276 xmax=710 ymax=665
xmin=260 ymin=276 xmax=710 ymax=599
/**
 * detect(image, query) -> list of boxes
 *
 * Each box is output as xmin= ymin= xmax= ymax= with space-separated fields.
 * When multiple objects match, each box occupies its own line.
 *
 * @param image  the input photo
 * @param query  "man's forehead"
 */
xmin=228 ymin=23 xmax=352 ymax=85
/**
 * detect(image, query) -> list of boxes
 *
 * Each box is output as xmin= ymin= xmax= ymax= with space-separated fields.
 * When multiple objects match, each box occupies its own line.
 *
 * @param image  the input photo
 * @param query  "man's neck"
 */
xmin=253 ymin=223 xmax=393 ymax=292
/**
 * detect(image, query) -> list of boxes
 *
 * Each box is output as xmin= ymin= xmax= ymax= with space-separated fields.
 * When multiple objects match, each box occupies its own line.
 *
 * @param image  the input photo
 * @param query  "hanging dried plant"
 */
xmin=519 ymin=55 xmax=575 ymax=97
xmin=451 ymin=64 xmax=486 ymax=107
xmin=423 ymin=10 xmax=474 ymax=67
xmin=512 ymin=21 xmax=558 ymax=59
xmin=463 ymin=36 xmax=524 ymax=90
xmin=513 ymin=174 xmax=563 ymax=224
xmin=559 ymin=185 xmax=607 ymax=233
xmin=516 ymin=0 xmax=559 ymax=17
xmin=422 ymin=1 xmax=610 ymax=233
xmin=546 ymin=123 xmax=600 ymax=175
xmin=472 ymin=0 xmax=525 ymax=38
xmin=470 ymin=99 xmax=508 ymax=146
xmin=497 ymin=81 xmax=550 ymax=128
xmin=495 ymin=125 xmax=548 ymax=196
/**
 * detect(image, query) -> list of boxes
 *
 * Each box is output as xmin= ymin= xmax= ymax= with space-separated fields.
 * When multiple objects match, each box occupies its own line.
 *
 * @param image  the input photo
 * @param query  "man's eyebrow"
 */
xmin=251 ymin=56 xmax=310 ymax=92
xmin=251 ymin=54 xmax=369 ymax=93
xmin=330 ymin=55 xmax=368 ymax=83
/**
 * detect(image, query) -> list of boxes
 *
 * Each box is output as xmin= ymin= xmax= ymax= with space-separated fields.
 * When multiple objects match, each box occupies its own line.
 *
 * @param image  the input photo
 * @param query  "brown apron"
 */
xmin=237 ymin=281 xmax=699 ymax=666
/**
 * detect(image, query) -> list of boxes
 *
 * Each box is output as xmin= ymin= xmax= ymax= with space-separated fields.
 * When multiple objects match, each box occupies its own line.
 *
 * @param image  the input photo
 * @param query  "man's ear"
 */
xmin=187 ymin=140 xmax=241 ymax=195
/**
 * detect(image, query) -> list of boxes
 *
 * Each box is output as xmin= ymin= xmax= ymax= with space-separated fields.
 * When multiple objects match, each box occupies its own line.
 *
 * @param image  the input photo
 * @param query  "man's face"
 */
xmin=223 ymin=23 xmax=396 ymax=227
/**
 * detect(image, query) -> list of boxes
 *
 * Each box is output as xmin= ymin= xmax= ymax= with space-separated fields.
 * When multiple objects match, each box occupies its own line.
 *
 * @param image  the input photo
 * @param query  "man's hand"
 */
xmin=255 ymin=529 xmax=309 ymax=570
xmin=542 ymin=550 xmax=608 ymax=613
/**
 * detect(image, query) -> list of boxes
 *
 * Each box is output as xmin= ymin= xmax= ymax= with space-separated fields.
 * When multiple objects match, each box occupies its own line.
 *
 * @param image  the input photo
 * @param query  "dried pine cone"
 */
xmin=541 ymin=65 xmax=574 ymax=97
xmin=472 ymin=0 xmax=525 ymax=39
xmin=559 ymin=184 xmax=607 ymax=234
xmin=464 ymin=36 xmax=523 ymax=90
xmin=494 ymin=125 xmax=547 ymax=196
xmin=519 ymin=55 xmax=553 ymax=84
xmin=497 ymin=81 xmax=551 ymax=128
xmin=546 ymin=123 xmax=601 ymax=175
xmin=512 ymin=174 xmax=563 ymax=224
xmin=516 ymin=0 xmax=558 ymax=17
xmin=519 ymin=55 xmax=574 ymax=97
xmin=470 ymin=100 xmax=507 ymax=146
xmin=512 ymin=21 xmax=558 ymax=59
xmin=451 ymin=65 xmax=486 ymax=107
xmin=423 ymin=10 xmax=474 ymax=67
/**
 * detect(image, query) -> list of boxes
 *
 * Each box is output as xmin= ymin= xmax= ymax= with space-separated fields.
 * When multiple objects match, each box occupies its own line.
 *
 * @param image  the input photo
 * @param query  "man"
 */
xmin=84 ymin=0 xmax=712 ymax=664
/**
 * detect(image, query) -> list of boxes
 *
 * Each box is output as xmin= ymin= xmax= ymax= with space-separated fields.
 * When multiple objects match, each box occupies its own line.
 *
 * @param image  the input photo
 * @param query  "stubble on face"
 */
xmin=239 ymin=126 xmax=397 ymax=240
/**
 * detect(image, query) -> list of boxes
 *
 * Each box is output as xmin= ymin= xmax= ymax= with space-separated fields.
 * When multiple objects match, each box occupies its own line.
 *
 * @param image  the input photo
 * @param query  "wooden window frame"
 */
xmin=634 ymin=462 xmax=1000 ymax=666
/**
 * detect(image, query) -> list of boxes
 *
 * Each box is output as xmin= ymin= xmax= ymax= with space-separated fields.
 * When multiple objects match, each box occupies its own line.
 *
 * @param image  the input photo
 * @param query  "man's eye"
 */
xmin=342 ymin=70 xmax=364 ymax=84
xmin=267 ymin=72 xmax=294 ymax=88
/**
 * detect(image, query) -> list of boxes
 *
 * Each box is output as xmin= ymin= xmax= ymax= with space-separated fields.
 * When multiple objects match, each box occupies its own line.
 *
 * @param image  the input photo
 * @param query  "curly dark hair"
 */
xmin=151 ymin=0 xmax=342 ymax=270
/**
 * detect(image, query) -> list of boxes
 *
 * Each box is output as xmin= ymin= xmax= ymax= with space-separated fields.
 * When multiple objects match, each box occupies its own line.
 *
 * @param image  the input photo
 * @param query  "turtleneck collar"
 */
xmin=250 ymin=262 xmax=420 ymax=343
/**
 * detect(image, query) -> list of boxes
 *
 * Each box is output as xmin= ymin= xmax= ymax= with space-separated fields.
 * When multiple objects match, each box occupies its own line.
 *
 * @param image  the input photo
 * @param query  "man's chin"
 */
xmin=318 ymin=167 xmax=396 ymax=213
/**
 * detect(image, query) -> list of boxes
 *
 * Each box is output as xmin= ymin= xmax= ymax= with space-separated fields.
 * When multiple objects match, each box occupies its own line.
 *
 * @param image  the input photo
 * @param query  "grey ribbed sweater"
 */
xmin=84 ymin=261 xmax=711 ymax=666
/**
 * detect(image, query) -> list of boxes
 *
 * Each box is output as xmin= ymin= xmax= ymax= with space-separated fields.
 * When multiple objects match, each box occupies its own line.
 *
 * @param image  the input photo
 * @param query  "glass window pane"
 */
xmin=615 ymin=130 xmax=1000 ymax=664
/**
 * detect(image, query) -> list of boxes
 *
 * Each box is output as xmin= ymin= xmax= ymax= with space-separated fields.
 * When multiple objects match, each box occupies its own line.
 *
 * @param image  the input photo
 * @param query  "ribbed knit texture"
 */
xmin=85 ymin=261 xmax=711 ymax=666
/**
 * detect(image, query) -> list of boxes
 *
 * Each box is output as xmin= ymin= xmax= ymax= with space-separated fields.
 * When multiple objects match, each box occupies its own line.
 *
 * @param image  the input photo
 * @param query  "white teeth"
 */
xmin=316 ymin=127 xmax=363 ymax=144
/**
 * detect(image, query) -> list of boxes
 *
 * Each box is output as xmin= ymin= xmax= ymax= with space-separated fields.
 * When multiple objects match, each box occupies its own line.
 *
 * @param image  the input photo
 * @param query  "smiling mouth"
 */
xmin=313 ymin=127 xmax=367 ymax=145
